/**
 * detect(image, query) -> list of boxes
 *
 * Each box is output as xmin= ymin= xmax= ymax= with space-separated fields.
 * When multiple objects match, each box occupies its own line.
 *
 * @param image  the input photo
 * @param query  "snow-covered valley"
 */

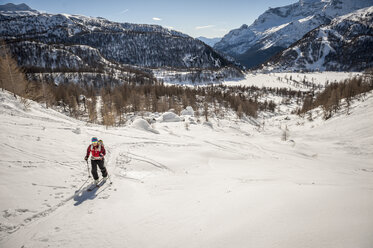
xmin=1 ymin=85 xmax=372 ymax=247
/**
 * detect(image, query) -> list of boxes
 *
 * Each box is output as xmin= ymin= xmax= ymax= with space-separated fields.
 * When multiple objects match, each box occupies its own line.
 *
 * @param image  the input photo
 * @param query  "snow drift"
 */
xmin=131 ymin=118 xmax=160 ymax=134
xmin=159 ymin=112 xmax=183 ymax=122
xmin=180 ymin=106 xmax=194 ymax=116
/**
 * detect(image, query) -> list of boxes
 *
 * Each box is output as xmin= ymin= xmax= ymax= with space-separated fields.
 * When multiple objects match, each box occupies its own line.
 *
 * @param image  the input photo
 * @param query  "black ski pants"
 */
xmin=91 ymin=159 xmax=108 ymax=180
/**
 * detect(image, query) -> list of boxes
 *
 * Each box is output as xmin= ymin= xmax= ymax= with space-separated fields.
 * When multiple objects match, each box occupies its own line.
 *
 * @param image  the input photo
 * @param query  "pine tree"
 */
xmin=203 ymin=101 xmax=209 ymax=121
xmin=236 ymin=104 xmax=243 ymax=119
xmin=0 ymin=41 xmax=27 ymax=98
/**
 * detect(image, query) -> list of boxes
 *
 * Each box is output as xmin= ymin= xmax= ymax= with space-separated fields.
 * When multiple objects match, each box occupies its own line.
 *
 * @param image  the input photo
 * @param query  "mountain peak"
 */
xmin=214 ymin=0 xmax=373 ymax=69
xmin=0 ymin=3 xmax=35 ymax=12
xmin=262 ymin=6 xmax=373 ymax=72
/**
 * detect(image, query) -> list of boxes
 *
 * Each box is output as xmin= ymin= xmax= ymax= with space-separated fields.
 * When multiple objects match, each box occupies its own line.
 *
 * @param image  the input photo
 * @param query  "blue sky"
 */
xmin=2 ymin=0 xmax=297 ymax=38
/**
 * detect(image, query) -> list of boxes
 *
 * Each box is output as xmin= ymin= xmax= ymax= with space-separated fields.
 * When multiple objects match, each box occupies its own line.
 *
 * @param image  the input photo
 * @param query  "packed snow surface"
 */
xmin=0 ymin=89 xmax=373 ymax=248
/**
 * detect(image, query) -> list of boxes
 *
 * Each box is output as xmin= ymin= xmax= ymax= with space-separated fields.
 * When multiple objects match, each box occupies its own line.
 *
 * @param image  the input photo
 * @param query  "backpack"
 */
xmin=90 ymin=139 xmax=103 ymax=152
xmin=90 ymin=143 xmax=102 ymax=152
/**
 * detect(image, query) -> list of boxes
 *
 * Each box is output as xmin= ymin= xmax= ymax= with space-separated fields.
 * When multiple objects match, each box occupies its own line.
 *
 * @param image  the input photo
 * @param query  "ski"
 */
xmin=86 ymin=174 xmax=113 ymax=191
xmin=87 ymin=178 xmax=105 ymax=191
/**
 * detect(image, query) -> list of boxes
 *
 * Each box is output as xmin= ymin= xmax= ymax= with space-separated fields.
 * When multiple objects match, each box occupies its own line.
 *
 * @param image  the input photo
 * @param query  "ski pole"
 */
xmin=105 ymin=163 xmax=113 ymax=185
xmin=107 ymin=173 xmax=113 ymax=184
xmin=102 ymin=158 xmax=113 ymax=184
xmin=86 ymin=160 xmax=91 ymax=178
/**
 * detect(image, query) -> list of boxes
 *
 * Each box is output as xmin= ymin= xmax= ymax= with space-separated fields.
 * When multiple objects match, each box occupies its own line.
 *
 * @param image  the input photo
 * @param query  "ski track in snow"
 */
xmin=0 ymin=88 xmax=373 ymax=248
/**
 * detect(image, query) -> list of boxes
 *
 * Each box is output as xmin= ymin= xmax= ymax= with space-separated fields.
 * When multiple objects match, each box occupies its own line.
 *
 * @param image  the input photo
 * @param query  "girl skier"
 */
xmin=85 ymin=137 xmax=108 ymax=184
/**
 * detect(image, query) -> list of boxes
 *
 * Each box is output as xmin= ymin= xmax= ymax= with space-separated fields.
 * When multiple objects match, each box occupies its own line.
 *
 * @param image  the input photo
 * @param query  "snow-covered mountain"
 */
xmin=214 ymin=0 xmax=373 ymax=69
xmin=0 ymin=4 xmax=242 ymax=85
xmin=196 ymin=36 xmax=222 ymax=47
xmin=262 ymin=6 xmax=373 ymax=72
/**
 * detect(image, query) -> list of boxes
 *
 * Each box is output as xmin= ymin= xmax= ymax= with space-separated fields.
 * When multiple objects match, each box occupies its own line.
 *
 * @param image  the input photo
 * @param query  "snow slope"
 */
xmin=0 ymin=89 xmax=373 ymax=248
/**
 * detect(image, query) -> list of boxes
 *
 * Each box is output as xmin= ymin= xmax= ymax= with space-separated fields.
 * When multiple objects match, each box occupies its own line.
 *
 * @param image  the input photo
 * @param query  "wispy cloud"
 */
xmin=152 ymin=17 xmax=162 ymax=21
xmin=195 ymin=25 xmax=215 ymax=30
xmin=165 ymin=26 xmax=174 ymax=30
xmin=120 ymin=9 xmax=129 ymax=14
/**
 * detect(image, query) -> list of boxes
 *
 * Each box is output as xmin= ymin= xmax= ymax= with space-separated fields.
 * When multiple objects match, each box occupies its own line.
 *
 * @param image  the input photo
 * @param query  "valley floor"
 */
xmin=0 ymin=90 xmax=372 ymax=248
xmin=223 ymin=71 xmax=362 ymax=90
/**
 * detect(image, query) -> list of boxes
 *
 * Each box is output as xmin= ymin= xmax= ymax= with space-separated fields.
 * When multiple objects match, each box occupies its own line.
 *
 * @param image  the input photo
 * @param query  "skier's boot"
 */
xmin=94 ymin=179 xmax=99 ymax=185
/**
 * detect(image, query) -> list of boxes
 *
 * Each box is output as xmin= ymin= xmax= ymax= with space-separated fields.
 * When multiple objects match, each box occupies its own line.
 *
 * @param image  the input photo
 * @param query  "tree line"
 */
xmin=299 ymin=70 xmax=373 ymax=119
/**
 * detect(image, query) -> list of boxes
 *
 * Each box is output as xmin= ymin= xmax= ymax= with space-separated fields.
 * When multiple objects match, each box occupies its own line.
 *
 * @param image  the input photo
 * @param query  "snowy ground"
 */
xmin=156 ymin=71 xmax=361 ymax=90
xmin=223 ymin=72 xmax=362 ymax=90
xmin=0 ymin=89 xmax=373 ymax=248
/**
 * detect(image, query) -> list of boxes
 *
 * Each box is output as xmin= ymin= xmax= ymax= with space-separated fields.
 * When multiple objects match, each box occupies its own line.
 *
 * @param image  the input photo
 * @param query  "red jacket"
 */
xmin=86 ymin=144 xmax=106 ymax=160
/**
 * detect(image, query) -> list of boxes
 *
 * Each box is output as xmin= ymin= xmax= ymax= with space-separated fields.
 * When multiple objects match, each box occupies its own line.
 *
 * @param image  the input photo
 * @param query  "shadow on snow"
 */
xmin=72 ymin=179 xmax=109 ymax=206
xmin=73 ymin=185 xmax=99 ymax=206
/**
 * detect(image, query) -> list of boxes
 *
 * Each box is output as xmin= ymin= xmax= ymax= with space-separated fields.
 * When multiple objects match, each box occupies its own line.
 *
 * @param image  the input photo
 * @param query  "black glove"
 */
xmin=84 ymin=156 xmax=88 ymax=161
